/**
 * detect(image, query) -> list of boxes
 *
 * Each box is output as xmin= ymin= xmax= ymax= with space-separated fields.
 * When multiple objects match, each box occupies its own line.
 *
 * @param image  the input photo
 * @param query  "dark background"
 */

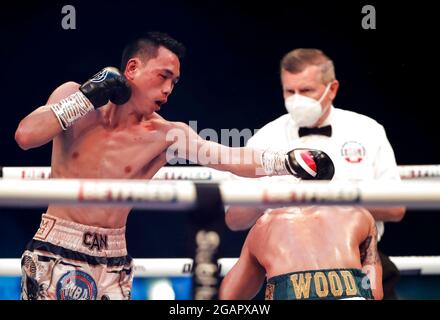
xmin=0 ymin=1 xmax=438 ymax=260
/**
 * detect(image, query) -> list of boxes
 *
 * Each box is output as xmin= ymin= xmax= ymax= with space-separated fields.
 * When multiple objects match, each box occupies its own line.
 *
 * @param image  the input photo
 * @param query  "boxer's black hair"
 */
xmin=121 ymin=32 xmax=185 ymax=71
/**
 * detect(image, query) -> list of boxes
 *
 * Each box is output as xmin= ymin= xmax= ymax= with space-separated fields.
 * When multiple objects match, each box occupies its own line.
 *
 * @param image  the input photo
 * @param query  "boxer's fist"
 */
xmin=285 ymin=148 xmax=335 ymax=180
xmin=79 ymin=67 xmax=131 ymax=108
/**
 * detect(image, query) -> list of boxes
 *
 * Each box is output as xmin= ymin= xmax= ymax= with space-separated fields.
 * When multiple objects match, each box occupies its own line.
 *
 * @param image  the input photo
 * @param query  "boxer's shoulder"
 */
xmin=253 ymin=210 xmax=273 ymax=229
xmin=354 ymin=207 xmax=375 ymax=224
xmin=139 ymin=116 xmax=174 ymax=133
xmin=333 ymin=206 xmax=374 ymax=226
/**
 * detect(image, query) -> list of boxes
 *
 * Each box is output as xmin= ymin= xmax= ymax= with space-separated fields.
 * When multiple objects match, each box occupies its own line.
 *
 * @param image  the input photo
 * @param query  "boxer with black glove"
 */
xmin=16 ymin=32 xmax=187 ymax=300
xmin=50 ymin=67 xmax=131 ymax=130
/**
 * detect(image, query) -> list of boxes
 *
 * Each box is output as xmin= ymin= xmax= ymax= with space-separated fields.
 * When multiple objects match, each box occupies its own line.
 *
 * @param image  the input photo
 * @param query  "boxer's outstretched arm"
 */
xmin=15 ymin=82 xmax=80 ymax=150
xmin=360 ymin=215 xmax=383 ymax=300
xmin=194 ymin=140 xmax=267 ymax=177
xmin=219 ymin=236 xmax=266 ymax=300
xmin=167 ymin=123 xmax=266 ymax=177
xmin=168 ymin=122 xmax=335 ymax=179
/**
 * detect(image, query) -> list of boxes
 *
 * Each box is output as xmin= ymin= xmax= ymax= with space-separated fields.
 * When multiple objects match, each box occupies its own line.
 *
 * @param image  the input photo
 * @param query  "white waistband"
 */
xmin=33 ymin=214 xmax=127 ymax=257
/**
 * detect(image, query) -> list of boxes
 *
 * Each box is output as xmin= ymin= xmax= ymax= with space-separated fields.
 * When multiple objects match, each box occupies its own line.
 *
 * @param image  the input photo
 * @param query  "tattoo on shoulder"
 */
xmin=359 ymin=236 xmax=372 ymax=264
xmin=360 ymin=224 xmax=380 ymax=265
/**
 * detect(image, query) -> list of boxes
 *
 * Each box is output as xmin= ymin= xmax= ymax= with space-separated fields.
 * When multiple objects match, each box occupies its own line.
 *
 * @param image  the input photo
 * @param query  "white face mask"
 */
xmin=285 ymin=83 xmax=332 ymax=127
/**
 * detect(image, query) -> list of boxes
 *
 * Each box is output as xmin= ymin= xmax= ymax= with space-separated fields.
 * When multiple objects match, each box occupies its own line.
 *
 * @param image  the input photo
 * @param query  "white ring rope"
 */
xmin=0 ymin=257 xmax=438 ymax=277
xmin=0 ymin=258 xmax=193 ymax=277
xmin=1 ymin=179 xmax=440 ymax=209
xmin=2 ymin=165 xmax=440 ymax=181
xmin=398 ymin=165 xmax=440 ymax=179
xmin=218 ymin=257 xmax=440 ymax=277
xmin=0 ymin=179 xmax=197 ymax=210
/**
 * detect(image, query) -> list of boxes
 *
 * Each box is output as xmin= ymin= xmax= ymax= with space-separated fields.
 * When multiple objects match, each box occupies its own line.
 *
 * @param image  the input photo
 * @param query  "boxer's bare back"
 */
xmin=251 ymin=206 xmax=376 ymax=278
xmin=220 ymin=206 xmax=383 ymax=299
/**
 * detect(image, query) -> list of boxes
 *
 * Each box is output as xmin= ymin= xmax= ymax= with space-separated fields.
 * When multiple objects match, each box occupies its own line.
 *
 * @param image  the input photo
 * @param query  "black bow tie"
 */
xmin=298 ymin=125 xmax=332 ymax=137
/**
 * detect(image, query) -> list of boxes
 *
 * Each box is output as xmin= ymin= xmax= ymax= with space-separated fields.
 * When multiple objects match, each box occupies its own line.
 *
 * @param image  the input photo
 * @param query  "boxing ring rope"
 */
xmin=1 ymin=256 xmax=439 ymax=277
xmin=0 ymin=179 xmax=197 ymax=210
xmin=398 ymin=165 xmax=440 ymax=179
xmin=2 ymin=165 xmax=440 ymax=181
xmin=1 ymin=178 xmax=440 ymax=209
xmin=1 ymin=166 xmax=439 ymax=297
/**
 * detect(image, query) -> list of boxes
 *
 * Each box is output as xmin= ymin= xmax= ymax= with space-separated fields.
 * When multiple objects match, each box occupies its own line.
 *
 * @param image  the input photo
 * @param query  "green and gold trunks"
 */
xmin=265 ymin=268 xmax=373 ymax=300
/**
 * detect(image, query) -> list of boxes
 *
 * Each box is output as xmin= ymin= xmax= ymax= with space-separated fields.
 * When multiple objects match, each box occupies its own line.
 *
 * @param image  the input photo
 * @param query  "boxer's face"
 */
xmin=126 ymin=46 xmax=180 ymax=114
xmin=281 ymin=65 xmax=338 ymax=111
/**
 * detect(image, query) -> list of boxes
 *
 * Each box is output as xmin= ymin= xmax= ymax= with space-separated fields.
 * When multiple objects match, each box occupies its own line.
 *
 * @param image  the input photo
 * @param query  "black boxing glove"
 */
xmin=261 ymin=148 xmax=335 ymax=180
xmin=50 ymin=67 xmax=131 ymax=130
xmin=285 ymin=148 xmax=335 ymax=180
xmin=79 ymin=67 xmax=131 ymax=107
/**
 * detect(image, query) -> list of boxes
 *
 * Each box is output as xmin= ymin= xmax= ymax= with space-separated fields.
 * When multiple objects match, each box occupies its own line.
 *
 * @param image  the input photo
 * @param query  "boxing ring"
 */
xmin=0 ymin=165 xmax=439 ymax=299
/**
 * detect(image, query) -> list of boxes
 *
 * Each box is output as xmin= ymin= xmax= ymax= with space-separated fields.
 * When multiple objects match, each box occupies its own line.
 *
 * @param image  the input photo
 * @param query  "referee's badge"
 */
xmin=341 ymin=141 xmax=366 ymax=163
